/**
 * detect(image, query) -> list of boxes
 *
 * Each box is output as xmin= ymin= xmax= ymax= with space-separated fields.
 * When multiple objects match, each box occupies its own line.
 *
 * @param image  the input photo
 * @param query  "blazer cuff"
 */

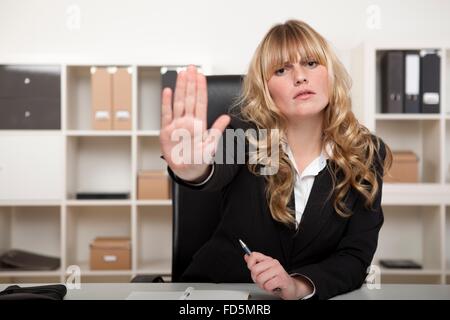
xmin=161 ymin=154 xmax=215 ymax=187
xmin=183 ymin=164 xmax=215 ymax=186
xmin=290 ymin=273 xmax=316 ymax=300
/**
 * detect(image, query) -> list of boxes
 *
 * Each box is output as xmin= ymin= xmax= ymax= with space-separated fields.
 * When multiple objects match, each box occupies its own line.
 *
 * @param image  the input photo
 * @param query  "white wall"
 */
xmin=0 ymin=0 xmax=449 ymax=73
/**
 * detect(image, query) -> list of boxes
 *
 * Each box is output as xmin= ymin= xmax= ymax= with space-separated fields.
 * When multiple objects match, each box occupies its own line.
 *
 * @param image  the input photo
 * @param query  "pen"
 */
xmin=239 ymin=239 xmax=282 ymax=293
xmin=239 ymin=239 xmax=252 ymax=255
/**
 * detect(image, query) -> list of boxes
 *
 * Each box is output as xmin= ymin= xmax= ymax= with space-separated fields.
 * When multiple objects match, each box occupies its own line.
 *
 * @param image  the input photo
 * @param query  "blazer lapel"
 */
xmin=273 ymin=163 xmax=335 ymax=266
xmin=293 ymin=164 xmax=334 ymax=253
xmin=275 ymin=191 xmax=297 ymax=265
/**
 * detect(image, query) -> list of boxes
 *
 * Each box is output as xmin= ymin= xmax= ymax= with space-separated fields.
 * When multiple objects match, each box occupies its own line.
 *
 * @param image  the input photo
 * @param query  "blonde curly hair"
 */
xmin=237 ymin=20 xmax=392 ymax=226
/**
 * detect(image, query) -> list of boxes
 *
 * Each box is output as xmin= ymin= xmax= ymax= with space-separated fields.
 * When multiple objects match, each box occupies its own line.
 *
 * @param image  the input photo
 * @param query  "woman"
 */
xmin=159 ymin=20 xmax=392 ymax=300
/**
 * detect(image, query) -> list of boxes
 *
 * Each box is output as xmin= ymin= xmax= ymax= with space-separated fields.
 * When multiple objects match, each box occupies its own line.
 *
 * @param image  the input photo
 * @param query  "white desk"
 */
xmin=331 ymin=284 xmax=450 ymax=300
xmin=1 ymin=283 xmax=450 ymax=300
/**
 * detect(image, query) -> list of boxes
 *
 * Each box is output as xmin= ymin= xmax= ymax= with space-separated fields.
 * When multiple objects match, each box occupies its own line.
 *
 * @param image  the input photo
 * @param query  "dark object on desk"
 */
xmin=76 ymin=192 xmax=130 ymax=200
xmin=130 ymin=75 xmax=244 ymax=283
xmin=0 ymin=284 xmax=67 ymax=300
xmin=379 ymin=259 xmax=422 ymax=269
xmin=0 ymin=249 xmax=60 ymax=271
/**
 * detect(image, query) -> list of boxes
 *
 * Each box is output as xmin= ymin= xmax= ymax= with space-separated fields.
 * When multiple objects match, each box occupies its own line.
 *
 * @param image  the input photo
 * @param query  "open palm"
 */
xmin=159 ymin=65 xmax=230 ymax=182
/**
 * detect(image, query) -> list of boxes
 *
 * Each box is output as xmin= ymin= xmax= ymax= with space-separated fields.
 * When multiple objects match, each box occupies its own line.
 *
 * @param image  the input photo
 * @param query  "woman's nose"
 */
xmin=293 ymin=66 xmax=308 ymax=86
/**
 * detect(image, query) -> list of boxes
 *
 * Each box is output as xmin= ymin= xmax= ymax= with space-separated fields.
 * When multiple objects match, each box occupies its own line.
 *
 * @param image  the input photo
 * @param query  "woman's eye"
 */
xmin=275 ymin=68 xmax=286 ymax=76
xmin=305 ymin=60 xmax=318 ymax=68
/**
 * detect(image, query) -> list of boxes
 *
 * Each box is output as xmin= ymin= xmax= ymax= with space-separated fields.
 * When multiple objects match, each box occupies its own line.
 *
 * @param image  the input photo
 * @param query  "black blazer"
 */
xmin=168 ymin=116 xmax=386 ymax=300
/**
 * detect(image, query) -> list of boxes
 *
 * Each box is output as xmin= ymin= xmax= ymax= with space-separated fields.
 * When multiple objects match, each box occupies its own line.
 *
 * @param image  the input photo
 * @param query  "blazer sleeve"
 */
xmin=291 ymin=138 xmax=387 ymax=300
xmin=167 ymin=115 xmax=248 ymax=192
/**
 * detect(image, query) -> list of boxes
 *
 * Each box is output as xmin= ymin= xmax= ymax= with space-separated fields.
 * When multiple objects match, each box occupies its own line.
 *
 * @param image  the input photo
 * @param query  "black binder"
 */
xmin=420 ymin=50 xmax=440 ymax=113
xmin=381 ymin=51 xmax=404 ymax=113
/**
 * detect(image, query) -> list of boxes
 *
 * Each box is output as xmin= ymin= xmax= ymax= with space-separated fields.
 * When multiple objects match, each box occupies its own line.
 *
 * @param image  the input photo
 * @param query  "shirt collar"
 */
xmin=283 ymin=141 xmax=331 ymax=178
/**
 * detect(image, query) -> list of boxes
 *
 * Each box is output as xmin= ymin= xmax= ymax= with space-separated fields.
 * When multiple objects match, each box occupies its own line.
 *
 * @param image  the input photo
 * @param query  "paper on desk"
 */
xmin=126 ymin=289 xmax=249 ymax=300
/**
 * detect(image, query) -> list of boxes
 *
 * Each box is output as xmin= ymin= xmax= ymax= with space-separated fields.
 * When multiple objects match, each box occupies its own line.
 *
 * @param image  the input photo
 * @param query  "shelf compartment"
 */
xmin=136 ymin=136 xmax=170 ymax=201
xmin=66 ymin=136 xmax=132 ymax=200
xmin=0 ymin=206 xmax=61 ymax=274
xmin=66 ymin=66 xmax=92 ymax=131
xmin=65 ymin=206 xmax=131 ymax=273
xmin=374 ymin=205 xmax=442 ymax=272
xmin=137 ymin=136 xmax=166 ymax=171
xmin=0 ymin=135 xmax=64 ymax=201
xmin=136 ymin=206 xmax=172 ymax=275
xmin=138 ymin=67 xmax=162 ymax=131
xmin=376 ymin=119 xmax=441 ymax=183
xmin=66 ymin=65 xmax=133 ymax=131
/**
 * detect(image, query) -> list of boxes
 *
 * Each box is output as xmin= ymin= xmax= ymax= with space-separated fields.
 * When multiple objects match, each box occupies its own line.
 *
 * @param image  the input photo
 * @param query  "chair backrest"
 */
xmin=171 ymin=75 xmax=244 ymax=282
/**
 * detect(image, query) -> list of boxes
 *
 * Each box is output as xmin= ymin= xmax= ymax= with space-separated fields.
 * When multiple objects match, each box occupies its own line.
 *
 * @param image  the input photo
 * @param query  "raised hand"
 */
xmin=159 ymin=65 xmax=231 ymax=182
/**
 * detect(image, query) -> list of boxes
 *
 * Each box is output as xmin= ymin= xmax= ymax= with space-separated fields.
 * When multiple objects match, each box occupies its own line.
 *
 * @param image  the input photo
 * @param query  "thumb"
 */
xmin=202 ymin=115 xmax=231 ymax=164
xmin=209 ymin=115 xmax=230 ymax=137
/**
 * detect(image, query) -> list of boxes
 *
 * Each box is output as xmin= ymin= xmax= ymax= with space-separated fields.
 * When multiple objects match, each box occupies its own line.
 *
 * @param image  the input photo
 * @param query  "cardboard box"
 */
xmin=90 ymin=237 xmax=131 ymax=270
xmin=384 ymin=151 xmax=419 ymax=183
xmin=137 ymin=171 xmax=170 ymax=199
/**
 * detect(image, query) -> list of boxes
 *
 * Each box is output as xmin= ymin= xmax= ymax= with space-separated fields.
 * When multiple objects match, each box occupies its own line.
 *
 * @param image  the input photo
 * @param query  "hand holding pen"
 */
xmin=239 ymin=239 xmax=312 ymax=300
xmin=239 ymin=239 xmax=281 ymax=294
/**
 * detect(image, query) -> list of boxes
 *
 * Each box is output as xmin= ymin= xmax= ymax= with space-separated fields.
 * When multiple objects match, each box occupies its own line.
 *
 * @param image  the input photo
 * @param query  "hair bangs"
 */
xmin=261 ymin=24 xmax=328 ymax=80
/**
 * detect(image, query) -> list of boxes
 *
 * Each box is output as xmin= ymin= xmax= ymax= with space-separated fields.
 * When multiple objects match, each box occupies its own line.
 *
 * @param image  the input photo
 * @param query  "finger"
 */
xmin=173 ymin=70 xmax=187 ymax=118
xmin=184 ymin=65 xmax=197 ymax=116
xmin=201 ymin=115 xmax=231 ymax=164
xmin=204 ymin=115 xmax=230 ymax=145
xmin=246 ymin=252 xmax=272 ymax=270
xmin=263 ymin=277 xmax=283 ymax=293
xmin=195 ymin=72 xmax=208 ymax=131
xmin=255 ymin=266 xmax=279 ymax=286
xmin=251 ymin=259 xmax=276 ymax=278
xmin=161 ymin=87 xmax=173 ymax=128
xmin=247 ymin=254 xmax=273 ymax=272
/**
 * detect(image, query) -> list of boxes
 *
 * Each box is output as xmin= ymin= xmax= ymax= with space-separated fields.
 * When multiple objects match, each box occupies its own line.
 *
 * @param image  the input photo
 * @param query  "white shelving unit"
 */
xmin=0 ymin=63 xmax=192 ymax=283
xmin=352 ymin=42 xmax=450 ymax=284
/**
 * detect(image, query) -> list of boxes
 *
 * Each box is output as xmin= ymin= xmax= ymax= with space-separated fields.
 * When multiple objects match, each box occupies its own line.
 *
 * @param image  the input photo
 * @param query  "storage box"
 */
xmin=91 ymin=67 xmax=112 ymax=130
xmin=384 ymin=151 xmax=419 ymax=183
xmin=137 ymin=171 xmax=170 ymax=199
xmin=89 ymin=237 xmax=131 ymax=270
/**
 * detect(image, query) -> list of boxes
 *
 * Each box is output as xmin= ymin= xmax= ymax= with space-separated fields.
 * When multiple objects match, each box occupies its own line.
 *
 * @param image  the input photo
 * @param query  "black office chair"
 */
xmin=132 ymin=75 xmax=244 ymax=283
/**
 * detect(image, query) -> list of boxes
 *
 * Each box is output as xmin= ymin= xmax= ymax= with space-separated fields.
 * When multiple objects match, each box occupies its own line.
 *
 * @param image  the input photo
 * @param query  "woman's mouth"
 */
xmin=294 ymin=90 xmax=315 ymax=100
